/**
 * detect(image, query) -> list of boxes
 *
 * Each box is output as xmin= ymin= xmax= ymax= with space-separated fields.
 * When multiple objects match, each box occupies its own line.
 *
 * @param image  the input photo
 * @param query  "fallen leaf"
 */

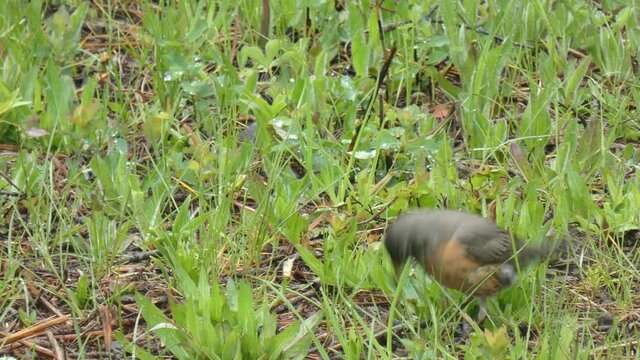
xmin=282 ymin=256 xmax=295 ymax=279
xmin=431 ymin=103 xmax=454 ymax=120
xmin=25 ymin=127 xmax=49 ymax=138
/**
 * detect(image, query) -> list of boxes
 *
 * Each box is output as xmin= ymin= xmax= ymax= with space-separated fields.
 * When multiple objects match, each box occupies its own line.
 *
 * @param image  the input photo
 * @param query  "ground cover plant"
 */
xmin=1 ymin=0 xmax=639 ymax=358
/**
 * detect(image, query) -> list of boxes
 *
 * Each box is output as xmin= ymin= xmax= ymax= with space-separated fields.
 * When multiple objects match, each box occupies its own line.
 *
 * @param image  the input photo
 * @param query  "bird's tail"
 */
xmin=514 ymin=236 xmax=566 ymax=267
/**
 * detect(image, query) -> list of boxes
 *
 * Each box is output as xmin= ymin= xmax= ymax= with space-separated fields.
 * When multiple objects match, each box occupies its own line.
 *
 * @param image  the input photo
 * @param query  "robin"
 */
xmin=384 ymin=209 xmax=548 ymax=322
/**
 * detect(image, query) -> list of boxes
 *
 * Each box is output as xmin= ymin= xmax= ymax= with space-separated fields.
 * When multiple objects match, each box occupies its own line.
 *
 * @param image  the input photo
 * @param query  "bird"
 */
xmin=384 ymin=209 xmax=548 ymax=322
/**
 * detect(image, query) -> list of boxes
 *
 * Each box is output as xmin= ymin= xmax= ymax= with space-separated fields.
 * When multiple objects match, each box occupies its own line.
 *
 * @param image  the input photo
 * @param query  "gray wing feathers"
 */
xmin=384 ymin=211 xmax=458 ymax=264
xmin=385 ymin=210 xmax=545 ymax=266
xmin=454 ymin=220 xmax=515 ymax=264
xmin=454 ymin=218 xmax=544 ymax=265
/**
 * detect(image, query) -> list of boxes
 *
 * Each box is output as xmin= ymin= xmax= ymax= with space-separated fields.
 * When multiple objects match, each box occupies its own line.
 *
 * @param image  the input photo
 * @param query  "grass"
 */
xmin=1 ymin=0 xmax=639 ymax=358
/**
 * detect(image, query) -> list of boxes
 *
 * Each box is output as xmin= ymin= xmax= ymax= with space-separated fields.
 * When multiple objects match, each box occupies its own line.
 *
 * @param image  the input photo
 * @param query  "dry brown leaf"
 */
xmin=431 ymin=103 xmax=454 ymax=120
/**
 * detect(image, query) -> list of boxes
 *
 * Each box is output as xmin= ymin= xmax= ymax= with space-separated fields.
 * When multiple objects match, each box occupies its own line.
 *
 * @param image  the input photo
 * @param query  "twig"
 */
xmin=46 ymin=331 xmax=66 ymax=360
xmin=0 ymin=335 xmax=55 ymax=358
xmin=271 ymin=289 xmax=317 ymax=313
xmin=0 ymin=171 xmax=22 ymax=195
xmin=259 ymin=0 xmax=270 ymax=49
xmin=376 ymin=5 xmax=536 ymax=50
xmin=0 ymin=314 xmax=72 ymax=346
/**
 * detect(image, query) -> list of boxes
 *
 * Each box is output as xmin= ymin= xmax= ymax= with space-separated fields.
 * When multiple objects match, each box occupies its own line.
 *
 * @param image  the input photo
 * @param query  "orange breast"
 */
xmin=421 ymin=238 xmax=505 ymax=296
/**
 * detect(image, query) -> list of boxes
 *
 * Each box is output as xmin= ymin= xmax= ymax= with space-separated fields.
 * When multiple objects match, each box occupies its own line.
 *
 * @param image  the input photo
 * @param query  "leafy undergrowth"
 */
xmin=1 ymin=0 xmax=639 ymax=358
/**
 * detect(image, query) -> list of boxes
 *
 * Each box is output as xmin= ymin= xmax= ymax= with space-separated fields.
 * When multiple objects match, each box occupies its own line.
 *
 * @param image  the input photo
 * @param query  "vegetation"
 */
xmin=1 ymin=0 xmax=639 ymax=358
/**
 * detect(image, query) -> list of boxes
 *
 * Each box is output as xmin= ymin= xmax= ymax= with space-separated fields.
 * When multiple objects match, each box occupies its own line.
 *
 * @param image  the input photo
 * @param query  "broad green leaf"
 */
xmin=282 ymin=311 xmax=323 ymax=358
xmin=136 ymin=294 xmax=190 ymax=359
xmin=226 ymin=277 xmax=239 ymax=312
xmin=563 ymin=57 xmax=591 ymax=103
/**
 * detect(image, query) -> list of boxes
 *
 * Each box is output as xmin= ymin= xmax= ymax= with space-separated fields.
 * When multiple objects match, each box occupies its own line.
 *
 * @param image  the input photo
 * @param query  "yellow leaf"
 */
xmin=70 ymin=102 xmax=100 ymax=128
xmin=484 ymin=326 xmax=509 ymax=359
xmin=144 ymin=111 xmax=171 ymax=140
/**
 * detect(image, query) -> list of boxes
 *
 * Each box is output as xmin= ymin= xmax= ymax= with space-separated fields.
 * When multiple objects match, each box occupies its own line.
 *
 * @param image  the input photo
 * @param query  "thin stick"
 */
xmin=0 ymin=314 xmax=72 ymax=346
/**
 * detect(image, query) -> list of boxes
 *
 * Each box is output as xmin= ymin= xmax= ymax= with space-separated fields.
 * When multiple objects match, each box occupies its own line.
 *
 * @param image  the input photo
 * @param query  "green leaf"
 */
xmin=428 ymin=68 xmax=461 ymax=98
xmin=282 ymin=311 xmax=323 ymax=358
xmin=114 ymin=331 xmax=157 ymax=360
xmin=613 ymin=7 xmax=633 ymax=32
xmin=293 ymin=244 xmax=327 ymax=281
xmin=265 ymin=319 xmax=299 ymax=358
xmin=75 ymin=270 xmax=89 ymax=308
xmin=240 ymin=46 xmax=268 ymax=68
xmin=509 ymin=143 xmax=534 ymax=180
xmin=237 ymin=282 xmax=259 ymax=351
xmin=259 ymin=304 xmax=278 ymax=344
xmin=576 ymin=118 xmax=603 ymax=174
xmin=265 ymin=39 xmax=282 ymax=63
xmin=563 ymin=57 xmax=591 ymax=103
xmin=136 ymin=294 xmax=191 ymax=359
xmin=351 ymin=33 xmax=367 ymax=77
xmin=366 ymin=10 xmax=380 ymax=49
xmin=348 ymin=3 xmax=367 ymax=76
xmin=185 ymin=19 xmax=208 ymax=42
xmin=0 ymin=90 xmax=31 ymax=116
xmin=18 ymin=309 xmax=36 ymax=327
xmin=222 ymin=329 xmax=242 ymax=360
xmin=226 ymin=277 xmax=238 ymax=312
